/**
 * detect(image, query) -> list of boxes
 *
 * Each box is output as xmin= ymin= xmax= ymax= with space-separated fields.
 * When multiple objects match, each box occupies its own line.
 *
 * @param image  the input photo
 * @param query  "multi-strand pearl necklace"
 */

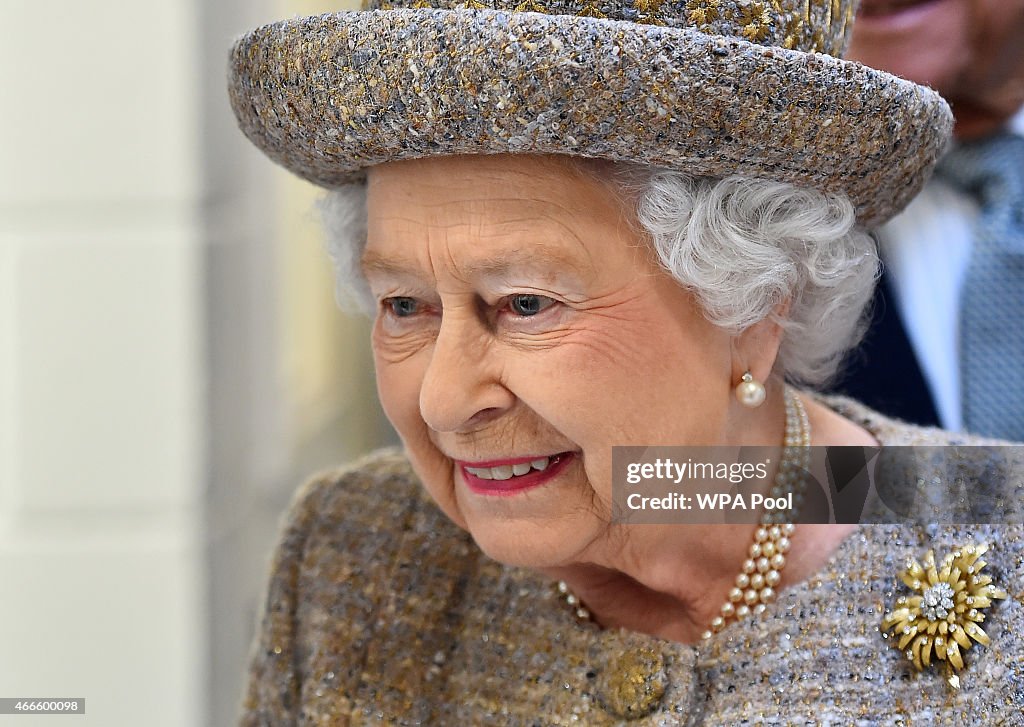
xmin=557 ymin=387 xmax=812 ymax=640
xmin=702 ymin=387 xmax=810 ymax=638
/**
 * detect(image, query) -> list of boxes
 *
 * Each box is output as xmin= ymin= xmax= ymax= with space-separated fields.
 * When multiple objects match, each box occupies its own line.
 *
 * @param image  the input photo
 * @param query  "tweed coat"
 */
xmin=239 ymin=398 xmax=1024 ymax=725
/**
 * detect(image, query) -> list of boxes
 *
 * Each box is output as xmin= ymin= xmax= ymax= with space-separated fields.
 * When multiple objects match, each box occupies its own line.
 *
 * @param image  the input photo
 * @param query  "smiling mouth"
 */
xmin=464 ymin=455 xmax=557 ymax=480
xmin=859 ymin=0 xmax=944 ymax=17
xmin=458 ymin=452 xmax=575 ymax=495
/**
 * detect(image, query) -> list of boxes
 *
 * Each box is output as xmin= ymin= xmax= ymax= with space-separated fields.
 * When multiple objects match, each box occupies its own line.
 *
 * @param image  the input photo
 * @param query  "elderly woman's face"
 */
xmin=363 ymin=155 xmax=735 ymax=567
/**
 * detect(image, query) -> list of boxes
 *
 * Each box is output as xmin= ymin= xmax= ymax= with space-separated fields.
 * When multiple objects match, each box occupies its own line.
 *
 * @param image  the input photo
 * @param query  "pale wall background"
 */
xmin=0 ymin=1 xmax=387 ymax=725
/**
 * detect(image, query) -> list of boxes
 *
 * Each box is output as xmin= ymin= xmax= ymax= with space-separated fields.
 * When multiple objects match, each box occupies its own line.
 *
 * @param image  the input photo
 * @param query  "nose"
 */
xmin=418 ymin=315 xmax=515 ymax=433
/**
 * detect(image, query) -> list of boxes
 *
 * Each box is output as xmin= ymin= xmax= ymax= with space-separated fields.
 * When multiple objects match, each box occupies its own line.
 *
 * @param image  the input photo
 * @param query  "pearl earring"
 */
xmin=735 ymin=371 xmax=766 ymax=408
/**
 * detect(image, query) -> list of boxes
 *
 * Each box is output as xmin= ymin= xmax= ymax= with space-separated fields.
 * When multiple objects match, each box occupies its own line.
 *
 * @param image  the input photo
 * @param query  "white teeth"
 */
xmin=465 ymin=455 xmax=556 ymax=481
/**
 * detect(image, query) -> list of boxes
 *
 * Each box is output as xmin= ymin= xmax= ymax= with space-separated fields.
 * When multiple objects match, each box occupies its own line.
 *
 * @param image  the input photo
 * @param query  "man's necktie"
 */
xmin=936 ymin=133 xmax=1024 ymax=441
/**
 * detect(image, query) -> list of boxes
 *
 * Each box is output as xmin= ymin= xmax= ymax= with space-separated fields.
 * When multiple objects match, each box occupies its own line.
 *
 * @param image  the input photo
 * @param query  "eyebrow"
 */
xmin=360 ymin=245 xmax=592 ymax=283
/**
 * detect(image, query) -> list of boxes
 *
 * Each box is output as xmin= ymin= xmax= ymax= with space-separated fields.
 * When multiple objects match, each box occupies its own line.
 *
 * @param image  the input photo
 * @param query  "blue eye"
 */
xmin=384 ymin=297 xmax=420 ymax=317
xmin=508 ymin=294 xmax=555 ymax=317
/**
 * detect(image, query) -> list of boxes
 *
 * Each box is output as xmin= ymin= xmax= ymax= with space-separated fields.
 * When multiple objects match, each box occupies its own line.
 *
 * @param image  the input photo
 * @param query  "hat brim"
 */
xmin=229 ymin=9 xmax=952 ymax=227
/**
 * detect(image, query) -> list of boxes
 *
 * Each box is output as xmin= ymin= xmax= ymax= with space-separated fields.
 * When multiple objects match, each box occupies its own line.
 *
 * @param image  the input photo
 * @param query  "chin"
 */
xmin=465 ymin=517 xmax=591 ymax=570
xmin=856 ymin=47 xmax=966 ymax=97
xmin=848 ymin=0 xmax=971 ymax=94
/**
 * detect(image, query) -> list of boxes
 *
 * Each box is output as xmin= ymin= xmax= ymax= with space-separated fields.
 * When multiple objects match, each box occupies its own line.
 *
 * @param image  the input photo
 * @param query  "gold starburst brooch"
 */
xmin=881 ymin=544 xmax=1007 ymax=689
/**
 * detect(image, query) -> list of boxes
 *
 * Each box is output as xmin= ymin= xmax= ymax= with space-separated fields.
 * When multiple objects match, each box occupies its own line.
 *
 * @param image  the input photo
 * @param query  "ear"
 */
xmin=730 ymin=301 xmax=790 ymax=386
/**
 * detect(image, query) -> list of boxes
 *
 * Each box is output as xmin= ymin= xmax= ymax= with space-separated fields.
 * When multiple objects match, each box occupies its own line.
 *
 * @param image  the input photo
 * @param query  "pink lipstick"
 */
xmin=457 ymin=452 xmax=575 ymax=496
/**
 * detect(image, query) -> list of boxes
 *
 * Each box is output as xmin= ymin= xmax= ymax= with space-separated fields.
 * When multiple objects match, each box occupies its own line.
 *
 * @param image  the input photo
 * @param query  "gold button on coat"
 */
xmin=595 ymin=646 xmax=668 ymax=719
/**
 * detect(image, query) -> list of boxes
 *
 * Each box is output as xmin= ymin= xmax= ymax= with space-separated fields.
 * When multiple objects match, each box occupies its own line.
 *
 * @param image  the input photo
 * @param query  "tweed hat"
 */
xmin=228 ymin=0 xmax=952 ymax=227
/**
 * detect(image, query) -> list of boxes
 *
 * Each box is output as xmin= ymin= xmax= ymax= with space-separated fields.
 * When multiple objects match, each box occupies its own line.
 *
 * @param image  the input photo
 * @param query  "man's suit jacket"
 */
xmin=832 ymin=268 xmax=942 ymax=427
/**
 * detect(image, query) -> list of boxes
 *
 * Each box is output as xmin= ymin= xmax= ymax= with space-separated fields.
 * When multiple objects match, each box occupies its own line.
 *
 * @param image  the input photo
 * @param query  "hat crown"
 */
xmin=365 ymin=0 xmax=857 ymax=57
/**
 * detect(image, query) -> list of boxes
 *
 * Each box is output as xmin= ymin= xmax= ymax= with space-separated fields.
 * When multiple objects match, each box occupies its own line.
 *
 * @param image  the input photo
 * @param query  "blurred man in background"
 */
xmin=837 ymin=0 xmax=1024 ymax=440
